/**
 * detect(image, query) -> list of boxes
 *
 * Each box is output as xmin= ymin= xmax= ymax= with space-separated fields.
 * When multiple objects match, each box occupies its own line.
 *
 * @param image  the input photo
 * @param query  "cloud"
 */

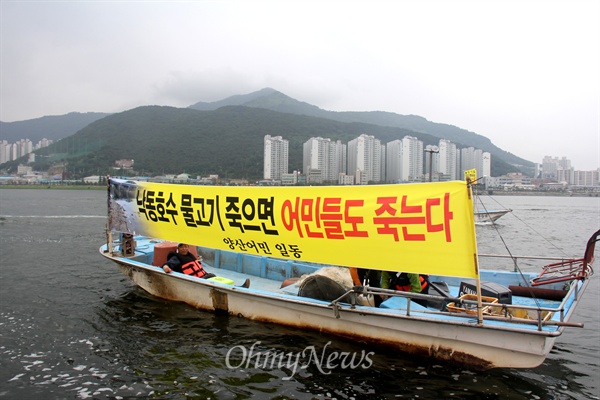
xmin=1 ymin=0 xmax=598 ymax=170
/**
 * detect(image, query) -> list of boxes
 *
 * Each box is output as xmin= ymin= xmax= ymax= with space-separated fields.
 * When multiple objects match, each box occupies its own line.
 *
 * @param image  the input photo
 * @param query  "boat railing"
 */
xmin=479 ymin=253 xmax=577 ymax=273
xmin=329 ymin=284 xmax=585 ymax=331
xmin=479 ymin=254 xmax=574 ymax=262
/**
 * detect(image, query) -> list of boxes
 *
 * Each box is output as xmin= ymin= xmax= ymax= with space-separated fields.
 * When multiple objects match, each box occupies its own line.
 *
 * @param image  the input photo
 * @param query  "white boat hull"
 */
xmin=107 ymin=251 xmax=567 ymax=370
xmin=475 ymin=209 xmax=512 ymax=224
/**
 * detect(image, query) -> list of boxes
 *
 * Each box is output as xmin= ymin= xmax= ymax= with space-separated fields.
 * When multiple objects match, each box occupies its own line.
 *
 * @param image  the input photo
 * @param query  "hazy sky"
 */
xmin=1 ymin=1 xmax=599 ymax=170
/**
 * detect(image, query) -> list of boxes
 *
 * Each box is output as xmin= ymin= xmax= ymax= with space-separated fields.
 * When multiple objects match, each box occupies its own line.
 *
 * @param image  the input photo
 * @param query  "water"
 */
xmin=0 ymin=189 xmax=598 ymax=399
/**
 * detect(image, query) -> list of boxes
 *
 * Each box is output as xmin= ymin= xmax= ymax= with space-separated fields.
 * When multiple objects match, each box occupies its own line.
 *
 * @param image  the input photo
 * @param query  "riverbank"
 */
xmin=481 ymin=190 xmax=599 ymax=197
xmin=0 ymin=185 xmax=106 ymax=190
xmin=0 ymin=184 xmax=598 ymax=196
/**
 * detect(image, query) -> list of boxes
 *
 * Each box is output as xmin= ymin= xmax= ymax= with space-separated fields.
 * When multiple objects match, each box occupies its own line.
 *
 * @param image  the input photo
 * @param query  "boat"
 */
xmin=474 ymin=208 xmax=512 ymax=224
xmin=100 ymin=177 xmax=597 ymax=370
xmin=464 ymin=169 xmax=512 ymax=225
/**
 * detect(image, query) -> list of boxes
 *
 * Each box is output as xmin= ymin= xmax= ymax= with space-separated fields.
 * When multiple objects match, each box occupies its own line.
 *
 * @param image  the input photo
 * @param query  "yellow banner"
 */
xmin=108 ymin=179 xmax=478 ymax=278
xmin=464 ymin=168 xmax=477 ymax=184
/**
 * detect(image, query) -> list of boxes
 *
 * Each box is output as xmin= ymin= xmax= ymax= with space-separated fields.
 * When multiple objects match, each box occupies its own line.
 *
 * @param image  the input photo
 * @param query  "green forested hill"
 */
xmin=190 ymin=88 xmax=533 ymax=171
xmin=24 ymin=105 xmax=519 ymax=181
xmin=1 ymin=88 xmax=534 ymax=181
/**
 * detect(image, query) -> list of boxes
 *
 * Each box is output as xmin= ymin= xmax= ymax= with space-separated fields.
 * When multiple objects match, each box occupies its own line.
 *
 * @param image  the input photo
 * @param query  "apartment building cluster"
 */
xmin=263 ymin=134 xmax=491 ymax=186
xmin=539 ymin=156 xmax=599 ymax=187
xmin=0 ymin=138 xmax=53 ymax=164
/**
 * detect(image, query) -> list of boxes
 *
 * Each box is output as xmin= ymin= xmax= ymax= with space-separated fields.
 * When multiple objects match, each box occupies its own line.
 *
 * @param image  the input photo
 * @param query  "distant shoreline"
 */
xmin=0 ymin=184 xmax=598 ymax=197
xmin=0 ymin=185 xmax=106 ymax=190
xmin=484 ymin=191 xmax=599 ymax=198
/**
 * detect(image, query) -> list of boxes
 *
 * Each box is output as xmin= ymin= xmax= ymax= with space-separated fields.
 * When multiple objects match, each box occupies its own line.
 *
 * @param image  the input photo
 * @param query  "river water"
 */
xmin=0 ymin=189 xmax=598 ymax=399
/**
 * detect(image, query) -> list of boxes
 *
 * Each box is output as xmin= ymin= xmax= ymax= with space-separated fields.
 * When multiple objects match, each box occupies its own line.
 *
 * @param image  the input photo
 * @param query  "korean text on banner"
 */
xmin=107 ymin=179 xmax=478 ymax=278
xmin=464 ymin=168 xmax=477 ymax=184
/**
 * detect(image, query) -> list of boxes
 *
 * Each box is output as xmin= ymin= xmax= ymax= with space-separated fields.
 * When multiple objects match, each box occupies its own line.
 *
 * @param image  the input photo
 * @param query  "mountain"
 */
xmin=0 ymin=112 xmax=110 ymax=143
xmin=190 ymin=87 xmax=326 ymax=117
xmin=1 ymin=88 xmax=533 ymax=180
xmin=16 ymin=105 xmax=519 ymax=182
xmin=190 ymin=89 xmax=532 ymax=169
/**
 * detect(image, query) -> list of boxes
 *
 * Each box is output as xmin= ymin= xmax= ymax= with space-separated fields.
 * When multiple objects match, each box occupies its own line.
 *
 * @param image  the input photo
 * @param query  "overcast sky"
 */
xmin=1 ymin=1 xmax=598 ymax=170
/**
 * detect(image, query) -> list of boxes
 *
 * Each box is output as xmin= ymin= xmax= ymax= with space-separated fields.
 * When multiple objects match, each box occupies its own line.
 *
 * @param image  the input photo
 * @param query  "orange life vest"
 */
xmin=394 ymin=273 xmax=429 ymax=292
xmin=181 ymin=259 xmax=208 ymax=278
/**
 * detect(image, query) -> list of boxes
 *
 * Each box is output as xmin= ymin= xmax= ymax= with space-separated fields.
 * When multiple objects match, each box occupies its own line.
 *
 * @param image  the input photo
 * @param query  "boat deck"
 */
xmin=108 ymin=237 xmax=578 ymax=334
xmin=203 ymin=262 xmax=564 ymax=331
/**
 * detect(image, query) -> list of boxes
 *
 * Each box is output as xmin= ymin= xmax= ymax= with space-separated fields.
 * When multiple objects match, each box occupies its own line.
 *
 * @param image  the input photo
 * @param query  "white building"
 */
xmin=438 ymin=139 xmax=459 ymax=180
xmin=542 ymin=156 xmax=572 ymax=180
xmin=401 ymin=136 xmax=424 ymax=182
xmin=482 ymin=152 xmax=491 ymax=178
xmin=83 ymin=175 xmax=101 ymax=184
xmin=385 ymin=139 xmax=402 ymax=183
xmin=347 ymin=134 xmax=383 ymax=184
xmin=263 ymin=135 xmax=289 ymax=181
xmin=0 ymin=138 xmax=52 ymax=164
xmin=461 ymin=147 xmax=488 ymax=180
xmin=281 ymin=170 xmax=300 ymax=185
xmin=572 ymin=170 xmax=600 ymax=187
xmin=0 ymin=140 xmax=9 ymax=164
xmin=303 ymin=137 xmax=346 ymax=184
xmin=338 ymin=173 xmax=354 ymax=185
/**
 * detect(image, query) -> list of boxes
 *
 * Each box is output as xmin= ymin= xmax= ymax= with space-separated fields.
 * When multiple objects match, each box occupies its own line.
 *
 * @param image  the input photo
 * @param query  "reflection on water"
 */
xmin=1 ymin=190 xmax=599 ymax=399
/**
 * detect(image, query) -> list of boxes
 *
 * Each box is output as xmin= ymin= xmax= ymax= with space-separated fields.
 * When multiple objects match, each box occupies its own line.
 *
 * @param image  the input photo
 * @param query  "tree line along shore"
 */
xmin=0 ymin=184 xmax=597 ymax=197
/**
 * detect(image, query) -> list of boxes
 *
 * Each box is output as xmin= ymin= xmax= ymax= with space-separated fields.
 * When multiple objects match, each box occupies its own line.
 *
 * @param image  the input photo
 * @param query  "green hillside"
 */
xmin=190 ymin=88 xmax=534 ymax=171
xmin=19 ymin=105 xmax=518 ymax=181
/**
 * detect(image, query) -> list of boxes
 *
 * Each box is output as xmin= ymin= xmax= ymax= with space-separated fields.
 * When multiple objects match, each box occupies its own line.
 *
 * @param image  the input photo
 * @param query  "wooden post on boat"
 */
xmin=106 ymin=230 xmax=113 ymax=254
xmin=465 ymin=173 xmax=485 ymax=324
xmin=105 ymin=175 xmax=113 ymax=255
xmin=475 ymin=278 xmax=484 ymax=324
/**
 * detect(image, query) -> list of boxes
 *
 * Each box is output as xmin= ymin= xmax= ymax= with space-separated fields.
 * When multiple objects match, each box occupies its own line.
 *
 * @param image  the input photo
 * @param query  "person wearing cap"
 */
xmin=162 ymin=243 xmax=215 ymax=278
xmin=163 ymin=243 xmax=250 ymax=288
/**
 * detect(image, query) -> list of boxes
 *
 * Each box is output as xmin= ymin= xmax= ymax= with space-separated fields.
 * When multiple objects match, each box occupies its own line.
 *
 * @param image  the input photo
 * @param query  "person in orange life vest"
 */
xmin=381 ymin=271 xmax=430 ymax=307
xmin=162 ymin=243 xmax=216 ymax=279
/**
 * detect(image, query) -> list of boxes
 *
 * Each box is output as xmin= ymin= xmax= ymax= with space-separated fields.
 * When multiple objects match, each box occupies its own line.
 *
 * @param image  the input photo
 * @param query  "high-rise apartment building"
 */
xmin=0 ymin=140 xmax=9 ymax=164
xmin=303 ymin=137 xmax=346 ymax=183
xmin=385 ymin=139 xmax=402 ymax=183
xmin=542 ymin=156 xmax=572 ymax=180
xmin=459 ymin=147 xmax=491 ymax=182
xmin=573 ymin=170 xmax=599 ymax=186
xmin=401 ymin=136 xmax=424 ymax=182
xmin=482 ymin=152 xmax=491 ymax=179
xmin=263 ymin=135 xmax=289 ymax=181
xmin=0 ymin=138 xmax=52 ymax=164
xmin=438 ymin=139 xmax=459 ymax=180
xmin=347 ymin=134 xmax=383 ymax=184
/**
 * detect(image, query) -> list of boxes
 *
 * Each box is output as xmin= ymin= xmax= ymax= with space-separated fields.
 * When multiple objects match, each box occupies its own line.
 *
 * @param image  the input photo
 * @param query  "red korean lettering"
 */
xmin=321 ymin=197 xmax=343 ymax=239
xmin=373 ymin=196 xmax=426 ymax=242
xmin=301 ymin=198 xmax=324 ymax=238
xmin=400 ymin=195 xmax=426 ymax=241
xmin=282 ymin=197 xmax=303 ymax=237
xmin=373 ymin=196 xmax=400 ymax=241
xmin=426 ymin=193 xmax=453 ymax=241
xmin=344 ymin=199 xmax=368 ymax=237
